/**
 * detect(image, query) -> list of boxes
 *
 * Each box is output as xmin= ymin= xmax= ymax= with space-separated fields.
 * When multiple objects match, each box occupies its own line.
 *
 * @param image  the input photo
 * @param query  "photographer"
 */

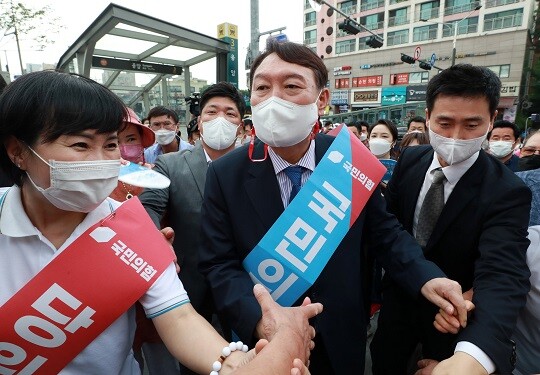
xmin=144 ymin=106 xmax=193 ymax=164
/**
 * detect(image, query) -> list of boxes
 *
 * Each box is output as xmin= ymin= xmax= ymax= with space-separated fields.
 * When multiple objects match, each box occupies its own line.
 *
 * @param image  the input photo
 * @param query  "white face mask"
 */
xmin=154 ymin=129 xmax=177 ymax=145
xmin=369 ymin=138 xmax=392 ymax=157
xmin=27 ymin=147 xmax=120 ymax=213
xmin=429 ymin=126 xmax=489 ymax=165
xmin=360 ymin=133 xmax=368 ymax=142
xmin=201 ymin=117 xmax=239 ymax=150
xmin=251 ymin=93 xmax=320 ymax=148
xmin=489 ymin=140 xmax=513 ymax=159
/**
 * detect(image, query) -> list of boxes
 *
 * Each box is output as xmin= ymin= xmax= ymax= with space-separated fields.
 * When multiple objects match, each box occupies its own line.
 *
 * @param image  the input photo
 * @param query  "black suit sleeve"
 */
xmin=458 ymin=184 xmax=531 ymax=373
xmin=139 ymin=155 xmax=171 ymax=229
xmin=198 ymin=164 xmax=262 ymax=345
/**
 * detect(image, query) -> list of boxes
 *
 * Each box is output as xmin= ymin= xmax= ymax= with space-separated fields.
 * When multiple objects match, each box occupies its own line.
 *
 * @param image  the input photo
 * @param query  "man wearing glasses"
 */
xmin=144 ymin=106 xmax=193 ymax=164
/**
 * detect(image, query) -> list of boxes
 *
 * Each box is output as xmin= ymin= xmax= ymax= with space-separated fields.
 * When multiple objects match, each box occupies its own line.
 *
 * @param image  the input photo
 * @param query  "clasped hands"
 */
xmin=415 ymin=287 xmax=484 ymax=375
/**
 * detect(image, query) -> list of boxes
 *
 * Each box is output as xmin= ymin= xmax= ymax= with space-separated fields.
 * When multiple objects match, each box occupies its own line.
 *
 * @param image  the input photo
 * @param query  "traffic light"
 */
xmin=338 ymin=19 xmax=361 ymax=35
xmin=400 ymin=53 xmax=416 ymax=64
xmin=418 ymin=61 xmax=432 ymax=70
xmin=366 ymin=36 xmax=383 ymax=48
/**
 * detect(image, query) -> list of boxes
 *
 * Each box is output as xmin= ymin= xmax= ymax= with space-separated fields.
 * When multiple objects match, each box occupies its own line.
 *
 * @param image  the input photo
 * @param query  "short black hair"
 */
xmin=199 ymin=81 xmax=246 ymax=118
xmin=407 ymin=116 xmax=426 ymax=130
xmin=368 ymin=119 xmax=398 ymax=142
xmin=0 ymin=70 xmax=126 ymax=186
xmin=356 ymin=120 xmax=369 ymax=131
xmin=426 ymin=64 xmax=500 ymax=116
xmin=487 ymin=119 xmax=520 ymax=140
xmin=250 ymin=40 xmax=328 ymax=90
xmin=147 ymin=106 xmax=179 ymax=124
xmin=0 ymin=74 xmax=7 ymax=93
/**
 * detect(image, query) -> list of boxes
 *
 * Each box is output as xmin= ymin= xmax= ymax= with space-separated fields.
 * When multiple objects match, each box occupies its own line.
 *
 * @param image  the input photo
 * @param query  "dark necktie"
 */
xmin=416 ymin=168 xmax=446 ymax=247
xmin=283 ymin=165 xmax=304 ymax=204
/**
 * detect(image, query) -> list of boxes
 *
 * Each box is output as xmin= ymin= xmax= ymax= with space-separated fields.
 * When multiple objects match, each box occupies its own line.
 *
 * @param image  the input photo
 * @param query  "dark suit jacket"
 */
xmin=383 ymin=146 xmax=531 ymax=373
xmin=199 ymin=135 xmax=446 ymax=373
xmin=139 ymin=144 xmax=213 ymax=315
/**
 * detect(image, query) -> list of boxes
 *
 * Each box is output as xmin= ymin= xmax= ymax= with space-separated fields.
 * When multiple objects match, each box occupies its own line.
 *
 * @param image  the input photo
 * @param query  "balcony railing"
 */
xmin=484 ymin=13 xmax=523 ymax=31
xmin=386 ymin=32 xmax=409 ymax=46
xmin=415 ymin=7 xmax=440 ymax=21
xmin=338 ymin=6 xmax=357 ymax=16
xmin=365 ymin=20 xmax=384 ymax=30
xmin=304 ymin=19 xmax=317 ymax=27
xmin=485 ymin=0 xmax=520 ymax=8
xmin=413 ymin=28 xmax=437 ymax=42
xmin=388 ymin=14 xmax=409 ymax=27
xmin=360 ymin=0 xmax=384 ymax=12
xmin=304 ymin=37 xmax=317 ymax=45
xmin=336 ymin=41 xmax=356 ymax=53
xmin=444 ymin=2 xmax=480 ymax=16
xmin=442 ymin=23 xmax=478 ymax=37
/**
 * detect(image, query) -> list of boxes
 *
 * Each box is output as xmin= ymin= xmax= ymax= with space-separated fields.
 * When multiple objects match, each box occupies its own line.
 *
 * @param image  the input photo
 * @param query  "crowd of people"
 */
xmin=0 ymin=40 xmax=539 ymax=375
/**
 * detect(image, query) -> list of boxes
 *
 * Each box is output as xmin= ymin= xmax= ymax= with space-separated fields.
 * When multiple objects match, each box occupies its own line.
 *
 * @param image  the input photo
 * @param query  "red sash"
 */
xmin=0 ymin=197 xmax=174 ymax=374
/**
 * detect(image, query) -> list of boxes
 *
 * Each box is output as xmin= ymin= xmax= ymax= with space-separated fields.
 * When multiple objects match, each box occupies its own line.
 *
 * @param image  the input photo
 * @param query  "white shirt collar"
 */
xmin=268 ymin=140 xmax=316 ymax=175
xmin=0 ymin=186 xmax=117 ymax=243
xmin=429 ymin=151 xmax=479 ymax=185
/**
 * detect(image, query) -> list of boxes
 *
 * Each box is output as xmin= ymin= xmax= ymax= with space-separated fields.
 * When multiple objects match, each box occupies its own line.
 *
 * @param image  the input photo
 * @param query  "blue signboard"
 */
xmin=381 ymin=86 xmax=406 ymax=106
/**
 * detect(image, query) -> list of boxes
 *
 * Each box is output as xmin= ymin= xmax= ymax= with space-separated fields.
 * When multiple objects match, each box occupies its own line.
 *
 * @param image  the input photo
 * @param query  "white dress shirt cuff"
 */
xmin=455 ymin=341 xmax=496 ymax=374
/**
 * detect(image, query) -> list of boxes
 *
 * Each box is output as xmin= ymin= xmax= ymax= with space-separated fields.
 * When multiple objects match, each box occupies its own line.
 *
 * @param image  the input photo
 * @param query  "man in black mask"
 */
xmin=517 ymin=130 xmax=540 ymax=226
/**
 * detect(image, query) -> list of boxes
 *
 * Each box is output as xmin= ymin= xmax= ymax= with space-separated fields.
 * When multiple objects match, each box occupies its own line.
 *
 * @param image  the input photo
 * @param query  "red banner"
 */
xmin=0 ymin=198 xmax=174 ymax=374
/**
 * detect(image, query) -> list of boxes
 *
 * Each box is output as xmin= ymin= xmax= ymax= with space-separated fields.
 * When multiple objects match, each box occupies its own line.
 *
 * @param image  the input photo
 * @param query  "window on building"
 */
xmin=409 ymin=72 xmax=429 ymax=84
xmin=305 ymin=11 xmax=317 ymax=27
xmin=413 ymin=24 xmax=438 ymax=42
xmin=485 ymin=0 xmax=520 ymax=8
xmin=304 ymin=29 xmax=317 ymax=45
xmin=360 ymin=12 xmax=384 ymax=30
xmin=487 ymin=64 xmax=510 ymax=78
xmin=442 ymin=17 xmax=479 ymax=36
xmin=445 ymin=0 xmax=479 ymax=16
xmin=338 ymin=0 xmax=357 ymax=15
xmin=388 ymin=7 xmax=409 ymax=27
xmin=417 ymin=1 xmax=440 ymax=21
xmin=484 ymin=9 xmax=523 ymax=31
xmin=336 ymin=39 xmax=357 ymax=54
xmin=387 ymin=29 xmax=409 ymax=46
xmin=360 ymin=0 xmax=384 ymax=12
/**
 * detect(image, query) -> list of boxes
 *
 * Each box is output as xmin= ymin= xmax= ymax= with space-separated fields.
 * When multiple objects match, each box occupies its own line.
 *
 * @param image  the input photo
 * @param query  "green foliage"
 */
xmin=0 ymin=1 xmax=63 ymax=50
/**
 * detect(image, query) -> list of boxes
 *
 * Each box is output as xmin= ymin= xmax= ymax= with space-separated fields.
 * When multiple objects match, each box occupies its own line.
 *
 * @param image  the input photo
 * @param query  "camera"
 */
xmin=185 ymin=92 xmax=200 ymax=117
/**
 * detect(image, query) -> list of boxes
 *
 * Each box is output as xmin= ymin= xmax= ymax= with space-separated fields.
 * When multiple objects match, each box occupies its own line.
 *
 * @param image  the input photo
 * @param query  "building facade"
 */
xmin=303 ymin=0 xmax=536 ymax=125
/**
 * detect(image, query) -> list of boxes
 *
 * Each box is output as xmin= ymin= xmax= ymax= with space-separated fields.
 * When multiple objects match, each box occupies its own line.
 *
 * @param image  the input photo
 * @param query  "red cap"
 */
xmin=124 ymin=107 xmax=155 ymax=148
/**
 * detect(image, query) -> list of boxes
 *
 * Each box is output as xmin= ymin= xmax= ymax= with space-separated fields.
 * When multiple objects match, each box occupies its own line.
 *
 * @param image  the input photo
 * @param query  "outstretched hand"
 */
xmin=254 ymin=284 xmax=323 ymax=363
xmin=421 ymin=278 xmax=468 ymax=328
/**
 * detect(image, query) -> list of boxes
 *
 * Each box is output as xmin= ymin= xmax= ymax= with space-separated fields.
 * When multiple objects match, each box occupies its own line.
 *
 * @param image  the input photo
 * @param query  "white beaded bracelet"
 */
xmin=210 ymin=341 xmax=249 ymax=375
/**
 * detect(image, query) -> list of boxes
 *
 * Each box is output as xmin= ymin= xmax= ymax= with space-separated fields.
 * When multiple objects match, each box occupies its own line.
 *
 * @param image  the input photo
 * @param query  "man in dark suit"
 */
xmin=198 ymin=41 xmax=468 ymax=375
xmin=140 ymin=82 xmax=245 ymax=374
xmin=371 ymin=65 xmax=531 ymax=375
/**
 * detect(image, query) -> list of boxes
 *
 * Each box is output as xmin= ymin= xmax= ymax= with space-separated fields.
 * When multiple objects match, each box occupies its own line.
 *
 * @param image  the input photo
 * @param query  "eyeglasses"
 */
xmin=520 ymin=147 xmax=540 ymax=156
xmin=149 ymin=121 xmax=176 ymax=130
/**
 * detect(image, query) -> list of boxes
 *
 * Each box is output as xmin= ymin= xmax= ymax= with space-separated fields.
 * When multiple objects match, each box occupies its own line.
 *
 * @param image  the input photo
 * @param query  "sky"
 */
xmin=0 ymin=0 xmax=305 ymax=89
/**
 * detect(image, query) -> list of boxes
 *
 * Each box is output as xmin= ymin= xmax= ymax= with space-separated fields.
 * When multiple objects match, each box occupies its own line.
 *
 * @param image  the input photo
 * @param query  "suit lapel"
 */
xmin=245 ymin=141 xmax=283 ymax=229
xmin=426 ymin=152 xmax=485 ymax=251
xmin=185 ymin=144 xmax=208 ymax=199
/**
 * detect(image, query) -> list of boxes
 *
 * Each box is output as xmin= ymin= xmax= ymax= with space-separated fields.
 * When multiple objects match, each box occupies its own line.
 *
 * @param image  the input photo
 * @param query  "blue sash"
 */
xmin=243 ymin=126 xmax=387 ymax=306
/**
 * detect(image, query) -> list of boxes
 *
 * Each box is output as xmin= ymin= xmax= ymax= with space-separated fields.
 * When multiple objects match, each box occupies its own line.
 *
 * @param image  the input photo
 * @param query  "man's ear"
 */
xmin=317 ymin=88 xmax=329 ymax=116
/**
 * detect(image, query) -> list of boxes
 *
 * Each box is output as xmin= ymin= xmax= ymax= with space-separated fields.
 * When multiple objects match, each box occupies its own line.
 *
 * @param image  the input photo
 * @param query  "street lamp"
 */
xmin=420 ymin=4 xmax=482 ymax=66
xmin=308 ymin=0 xmax=384 ymax=47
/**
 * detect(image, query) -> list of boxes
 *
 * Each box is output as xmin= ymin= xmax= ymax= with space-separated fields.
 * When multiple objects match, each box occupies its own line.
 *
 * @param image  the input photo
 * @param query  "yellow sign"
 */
xmin=217 ymin=23 xmax=238 ymax=39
